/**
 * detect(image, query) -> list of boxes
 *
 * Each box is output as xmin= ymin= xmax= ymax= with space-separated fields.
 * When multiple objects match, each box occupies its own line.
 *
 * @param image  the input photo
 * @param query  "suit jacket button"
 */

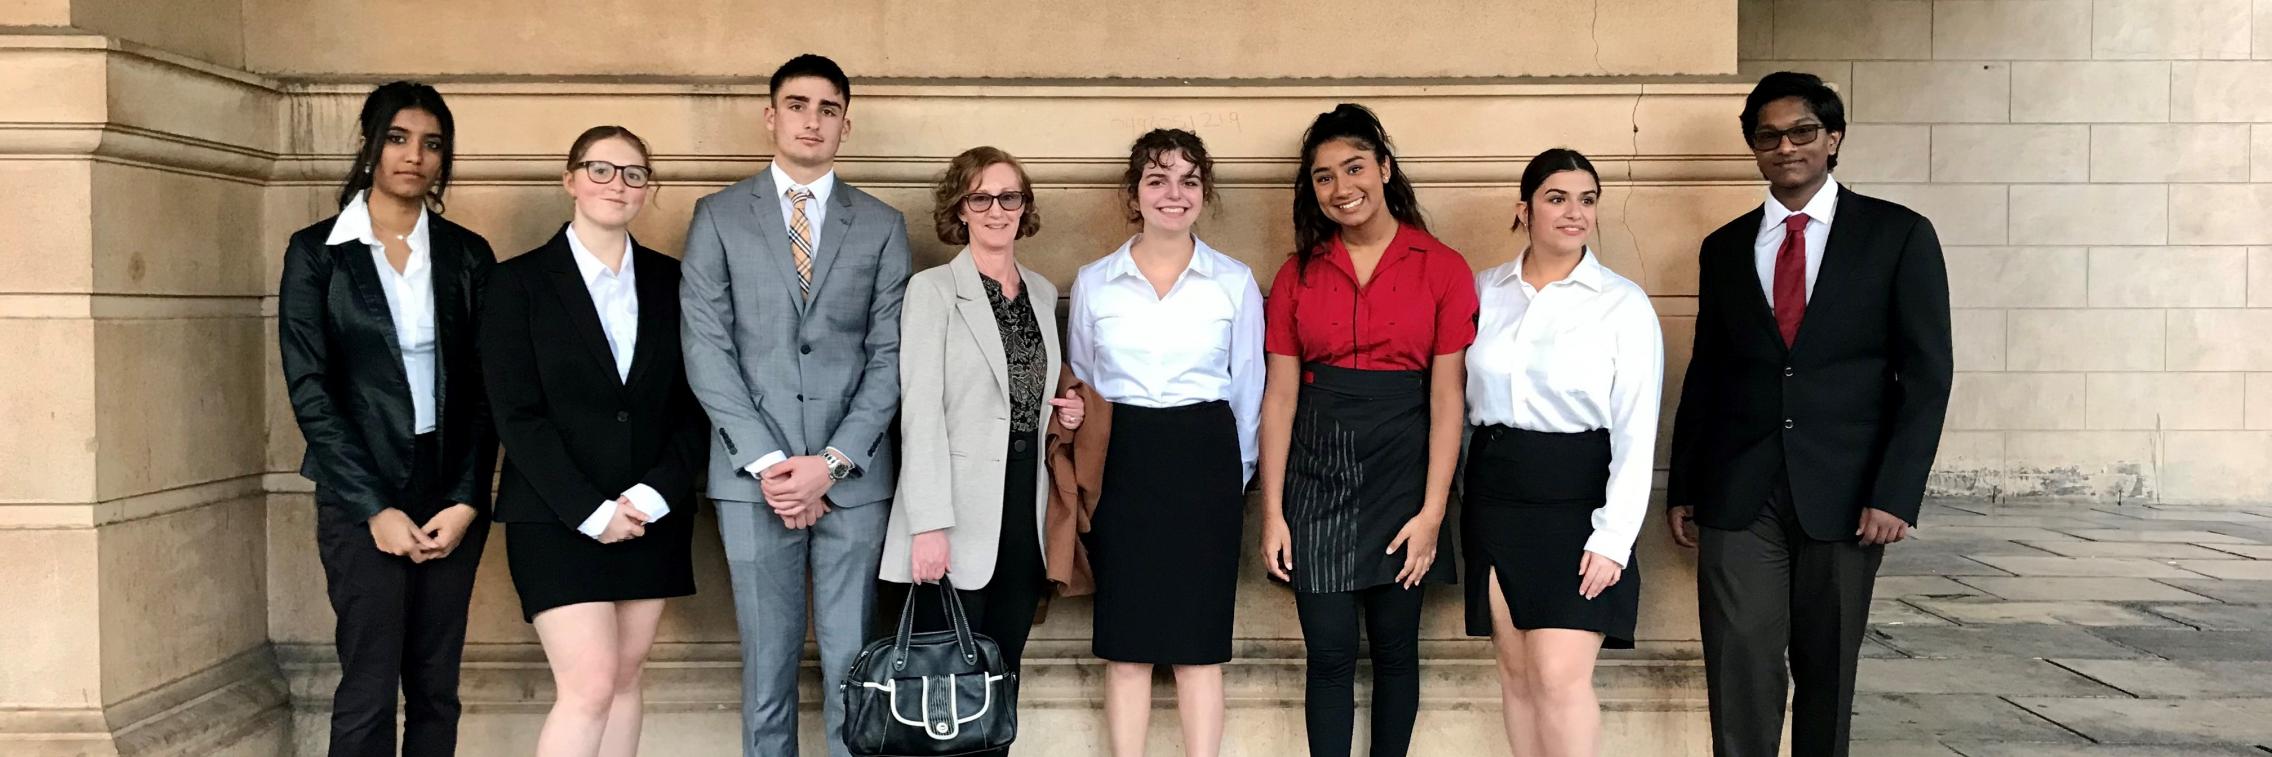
xmin=1782 ymin=419 xmax=1795 ymax=430
xmin=796 ymin=394 xmax=805 ymax=401
xmin=1783 ymin=366 xmax=1795 ymax=377
xmin=801 ymin=344 xmax=813 ymax=355
xmin=617 ymin=411 xmax=630 ymax=422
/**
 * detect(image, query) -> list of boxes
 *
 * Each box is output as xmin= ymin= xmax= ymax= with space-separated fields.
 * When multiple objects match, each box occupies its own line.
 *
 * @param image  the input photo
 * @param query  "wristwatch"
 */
xmin=822 ymin=448 xmax=855 ymax=480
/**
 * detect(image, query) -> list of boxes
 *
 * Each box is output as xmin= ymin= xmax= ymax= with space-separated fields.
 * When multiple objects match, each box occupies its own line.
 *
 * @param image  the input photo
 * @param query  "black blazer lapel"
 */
xmin=430 ymin=222 xmax=467 ymax=432
xmin=623 ymin=245 xmax=670 ymax=392
xmin=539 ymin=230 xmax=630 ymax=393
xmin=338 ymin=238 xmax=411 ymax=383
xmin=1724 ymin=206 xmax=1788 ymax=354
xmin=1787 ymin=187 xmax=1868 ymax=354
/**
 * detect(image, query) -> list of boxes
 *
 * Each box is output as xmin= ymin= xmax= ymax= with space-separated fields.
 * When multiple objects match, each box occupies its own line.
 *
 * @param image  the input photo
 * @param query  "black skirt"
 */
xmin=1461 ymin=425 xmax=1638 ymax=648
xmin=1085 ymin=400 xmax=1243 ymax=665
xmin=1283 ymin=363 xmax=1454 ymax=595
xmin=506 ymin=498 xmax=697 ymax=623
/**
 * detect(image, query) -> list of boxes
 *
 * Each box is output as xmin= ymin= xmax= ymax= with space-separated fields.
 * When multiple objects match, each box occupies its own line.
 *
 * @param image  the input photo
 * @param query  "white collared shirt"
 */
xmin=1067 ymin=235 xmax=1266 ymax=485
xmin=770 ymin=161 xmax=837 ymax=251
xmin=562 ymin=225 xmax=673 ymax=538
xmin=1466 ymin=249 xmax=1664 ymax=567
xmin=1755 ymin=174 xmax=1840 ymax=307
xmin=566 ymin=225 xmax=640 ymax=383
xmin=740 ymin=163 xmax=844 ymax=478
xmin=328 ymin=190 xmax=437 ymax=435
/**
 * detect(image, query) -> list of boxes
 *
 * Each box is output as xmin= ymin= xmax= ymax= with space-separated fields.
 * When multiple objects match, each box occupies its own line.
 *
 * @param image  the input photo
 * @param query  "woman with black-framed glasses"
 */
xmin=881 ymin=146 xmax=1085 ymax=757
xmin=481 ymin=126 xmax=706 ymax=757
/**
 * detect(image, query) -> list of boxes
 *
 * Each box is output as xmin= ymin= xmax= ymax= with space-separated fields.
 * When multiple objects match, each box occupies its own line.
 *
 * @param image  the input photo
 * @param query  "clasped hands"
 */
xmin=367 ymin=503 xmax=478 ymax=562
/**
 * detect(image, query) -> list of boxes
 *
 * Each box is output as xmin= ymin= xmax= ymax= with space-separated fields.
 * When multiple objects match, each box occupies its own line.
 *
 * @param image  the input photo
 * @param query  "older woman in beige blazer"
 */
xmin=883 ymin=148 xmax=1083 ymax=715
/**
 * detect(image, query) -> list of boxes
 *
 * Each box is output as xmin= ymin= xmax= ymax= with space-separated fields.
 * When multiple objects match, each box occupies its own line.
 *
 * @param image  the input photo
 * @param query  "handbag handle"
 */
xmin=891 ymin=577 xmax=981 ymax=672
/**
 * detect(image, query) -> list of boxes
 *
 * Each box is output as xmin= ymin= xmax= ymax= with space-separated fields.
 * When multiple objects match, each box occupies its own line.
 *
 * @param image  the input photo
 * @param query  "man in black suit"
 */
xmin=1667 ymin=72 xmax=1953 ymax=757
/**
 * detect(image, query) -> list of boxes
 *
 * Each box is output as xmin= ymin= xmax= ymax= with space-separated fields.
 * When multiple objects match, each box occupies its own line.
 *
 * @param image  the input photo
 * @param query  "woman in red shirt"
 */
xmin=1257 ymin=103 xmax=1478 ymax=757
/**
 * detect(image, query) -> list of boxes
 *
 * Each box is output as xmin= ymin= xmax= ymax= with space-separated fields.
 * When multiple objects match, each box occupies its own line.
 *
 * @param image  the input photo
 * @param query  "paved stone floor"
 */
xmin=1852 ymin=500 xmax=2272 ymax=756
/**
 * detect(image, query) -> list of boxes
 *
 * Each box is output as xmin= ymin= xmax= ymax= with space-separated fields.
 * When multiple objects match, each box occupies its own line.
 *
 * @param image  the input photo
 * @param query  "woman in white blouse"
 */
xmin=1463 ymin=148 xmax=1663 ymax=756
xmin=1066 ymin=129 xmax=1265 ymax=757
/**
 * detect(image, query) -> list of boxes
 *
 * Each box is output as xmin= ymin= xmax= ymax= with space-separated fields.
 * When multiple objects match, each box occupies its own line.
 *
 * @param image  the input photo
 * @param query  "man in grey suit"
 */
xmin=680 ymin=54 xmax=911 ymax=757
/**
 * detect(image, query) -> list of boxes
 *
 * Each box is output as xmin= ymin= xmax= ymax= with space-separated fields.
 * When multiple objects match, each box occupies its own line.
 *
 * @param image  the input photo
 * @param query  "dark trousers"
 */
xmin=315 ymin=433 xmax=490 ymax=757
xmin=1698 ymin=478 xmax=1884 ymax=757
xmin=881 ymin=432 xmax=1046 ymax=757
xmin=1294 ymin=582 xmax=1428 ymax=757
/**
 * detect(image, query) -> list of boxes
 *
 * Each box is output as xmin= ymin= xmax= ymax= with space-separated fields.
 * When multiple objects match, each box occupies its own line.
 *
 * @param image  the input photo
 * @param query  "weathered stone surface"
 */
xmin=1869 ymin=626 xmax=2152 ymax=660
xmin=2053 ymin=660 xmax=2272 ymax=698
xmin=1857 ymin=658 xmax=2124 ymax=696
xmin=2010 ymin=697 xmax=2272 ymax=744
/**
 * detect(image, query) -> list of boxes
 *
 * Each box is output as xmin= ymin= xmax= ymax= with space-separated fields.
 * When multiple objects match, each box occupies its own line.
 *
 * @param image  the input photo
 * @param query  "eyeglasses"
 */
xmin=575 ymin=160 xmax=652 ymax=188
xmin=1748 ymin=124 xmax=1826 ymax=152
xmin=962 ymin=191 xmax=1027 ymax=213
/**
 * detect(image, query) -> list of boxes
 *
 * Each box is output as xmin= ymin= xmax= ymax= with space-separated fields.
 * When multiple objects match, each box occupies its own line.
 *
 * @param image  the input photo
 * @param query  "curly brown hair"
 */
xmin=932 ymin=146 xmax=1041 ymax=245
xmin=1120 ymin=128 xmax=1217 ymax=223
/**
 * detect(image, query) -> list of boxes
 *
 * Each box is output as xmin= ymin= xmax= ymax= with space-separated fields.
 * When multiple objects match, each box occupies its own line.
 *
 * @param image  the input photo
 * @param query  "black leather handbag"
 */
xmin=841 ymin=579 xmax=1018 ymax=756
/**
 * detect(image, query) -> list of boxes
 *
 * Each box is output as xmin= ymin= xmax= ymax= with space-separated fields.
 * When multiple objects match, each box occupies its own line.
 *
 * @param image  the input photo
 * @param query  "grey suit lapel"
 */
xmin=803 ymin=186 xmax=857 ymax=304
xmin=949 ymin=251 xmax=1011 ymax=395
xmin=744 ymin=171 xmax=809 ymax=311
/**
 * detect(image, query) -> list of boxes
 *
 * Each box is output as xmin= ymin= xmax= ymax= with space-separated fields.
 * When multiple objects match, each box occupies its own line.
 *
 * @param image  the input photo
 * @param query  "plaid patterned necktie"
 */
xmin=788 ymin=187 xmax=815 ymax=298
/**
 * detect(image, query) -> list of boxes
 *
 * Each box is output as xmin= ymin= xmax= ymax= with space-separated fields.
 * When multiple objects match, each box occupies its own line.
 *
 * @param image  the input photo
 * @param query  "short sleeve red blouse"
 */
xmin=1264 ymin=224 xmax=1479 ymax=371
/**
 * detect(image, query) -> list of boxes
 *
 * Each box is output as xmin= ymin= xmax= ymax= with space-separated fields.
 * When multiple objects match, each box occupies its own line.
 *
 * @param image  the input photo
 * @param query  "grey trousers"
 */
xmin=1697 ymin=482 xmax=1885 ymax=757
xmin=718 ymin=499 xmax=889 ymax=757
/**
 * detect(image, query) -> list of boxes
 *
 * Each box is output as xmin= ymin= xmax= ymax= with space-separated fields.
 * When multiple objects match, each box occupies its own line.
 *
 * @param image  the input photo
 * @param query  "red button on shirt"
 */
xmin=1264 ymin=224 xmax=1480 ymax=372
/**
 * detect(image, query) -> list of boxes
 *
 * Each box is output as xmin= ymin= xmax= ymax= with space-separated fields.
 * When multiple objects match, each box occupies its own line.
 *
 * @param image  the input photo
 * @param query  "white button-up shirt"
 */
xmin=1755 ymin=174 xmax=1840 ymax=307
xmin=1067 ymin=236 xmax=1266 ymax=484
xmin=327 ymin=191 xmax=437 ymax=435
xmin=567 ymin=225 xmax=640 ymax=383
xmin=563 ymin=225 xmax=672 ymax=538
xmin=770 ymin=161 xmax=837 ymax=252
xmin=1466 ymin=249 xmax=1664 ymax=567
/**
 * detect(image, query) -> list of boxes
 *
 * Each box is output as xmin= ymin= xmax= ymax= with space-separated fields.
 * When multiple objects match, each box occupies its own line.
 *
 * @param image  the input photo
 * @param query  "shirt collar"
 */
xmin=769 ymin=162 xmax=838 ymax=205
xmin=1763 ymin=173 xmax=1840 ymax=230
xmin=565 ymin=224 xmax=635 ymax=286
xmin=1103 ymin=234 xmax=1221 ymax=282
xmin=1491 ymin=246 xmax=1606 ymax=291
xmin=326 ymin=190 xmax=431 ymax=251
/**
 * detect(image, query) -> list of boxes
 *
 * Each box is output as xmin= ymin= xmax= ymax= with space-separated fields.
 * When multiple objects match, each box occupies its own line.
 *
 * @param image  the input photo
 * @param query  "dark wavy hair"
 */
xmin=931 ymin=146 xmax=1041 ymax=245
xmin=1510 ymin=148 xmax=1601 ymax=232
xmin=1290 ymin=103 xmax=1426 ymax=272
xmin=1120 ymin=128 xmax=1218 ymax=223
xmin=336 ymin=81 xmax=455 ymax=212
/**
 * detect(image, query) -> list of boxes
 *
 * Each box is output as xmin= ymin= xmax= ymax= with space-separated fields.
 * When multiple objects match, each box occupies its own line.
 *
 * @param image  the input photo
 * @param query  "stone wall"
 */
xmin=1740 ymin=0 xmax=2272 ymax=504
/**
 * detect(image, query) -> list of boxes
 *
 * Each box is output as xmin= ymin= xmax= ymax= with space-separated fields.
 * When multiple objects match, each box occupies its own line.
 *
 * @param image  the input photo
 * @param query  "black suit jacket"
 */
xmin=279 ymin=212 xmax=498 ymax=521
xmin=1667 ymin=186 xmax=1953 ymax=541
xmin=480 ymin=228 xmax=708 ymax=529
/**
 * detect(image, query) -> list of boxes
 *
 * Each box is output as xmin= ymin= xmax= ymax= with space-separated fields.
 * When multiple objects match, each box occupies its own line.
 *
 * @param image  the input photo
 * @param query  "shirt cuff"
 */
xmin=1582 ymin=531 xmax=1633 ymax=569
xmin=742 ymin=450 xmax=789 ymax=478
xmin=621 ymin=484 xmax=671 ymax=522
xmin=576 ymin=500 xmax=615 ymax=539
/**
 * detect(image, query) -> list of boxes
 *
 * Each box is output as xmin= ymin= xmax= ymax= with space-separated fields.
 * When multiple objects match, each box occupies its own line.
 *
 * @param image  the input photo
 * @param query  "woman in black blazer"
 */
xmin=480 ymin=126 xmax=706 ymax=757
xmin=277 ymin=81 xmax=497 ymax=757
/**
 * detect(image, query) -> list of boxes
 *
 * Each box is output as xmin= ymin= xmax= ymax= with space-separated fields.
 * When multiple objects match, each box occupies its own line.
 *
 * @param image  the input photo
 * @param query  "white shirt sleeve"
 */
xmin=1065 ymin=273 xmax=1097 ymax=385
xmin=576 ymin=500 xmax=615 ymax=539
xmin=1584 ymin=296 xmax=1666 ymax=567
xmin=1227 ymin=274 xmax=1267 ymax=486
xmin=743 ymin=450 xmax=789 ymax=478
xmin=621 ymin=483 xmax=671 ymax=522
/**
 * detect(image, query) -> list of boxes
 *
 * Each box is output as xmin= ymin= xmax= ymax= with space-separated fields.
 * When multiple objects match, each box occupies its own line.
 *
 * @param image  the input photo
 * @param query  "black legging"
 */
xmin=1295 ymin=582 xmax=1428 ymax=757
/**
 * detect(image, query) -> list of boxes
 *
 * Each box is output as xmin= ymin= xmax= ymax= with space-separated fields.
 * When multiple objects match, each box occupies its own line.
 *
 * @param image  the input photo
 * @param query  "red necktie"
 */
xmin=1773 ymin=213 xmax=1810 ymax=347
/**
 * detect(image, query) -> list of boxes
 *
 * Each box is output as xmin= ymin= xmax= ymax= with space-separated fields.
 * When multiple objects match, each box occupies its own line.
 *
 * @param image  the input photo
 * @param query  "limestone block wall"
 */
xmin=1740 ymin=0 xmax=2272 ymax=504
